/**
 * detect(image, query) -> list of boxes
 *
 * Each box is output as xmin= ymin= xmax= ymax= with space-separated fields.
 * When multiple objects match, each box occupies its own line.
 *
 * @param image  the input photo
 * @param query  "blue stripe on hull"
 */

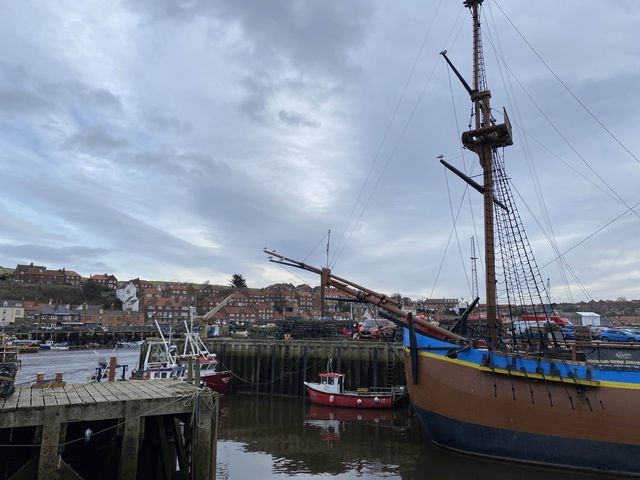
xmin=413 ymin=404 xmax=640 ymax=476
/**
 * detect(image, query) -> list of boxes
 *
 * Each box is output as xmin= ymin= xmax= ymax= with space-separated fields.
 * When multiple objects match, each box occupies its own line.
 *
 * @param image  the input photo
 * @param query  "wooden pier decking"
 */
xmin=0 ymin=380 xmax=218 ymax=480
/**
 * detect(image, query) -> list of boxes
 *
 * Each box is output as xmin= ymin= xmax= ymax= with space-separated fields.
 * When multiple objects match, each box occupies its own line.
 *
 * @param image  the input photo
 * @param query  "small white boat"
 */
xmin=40 ymin=340 xmax=69 ymax=351
xmin=116 ymin=340 xmax=143 ymax=348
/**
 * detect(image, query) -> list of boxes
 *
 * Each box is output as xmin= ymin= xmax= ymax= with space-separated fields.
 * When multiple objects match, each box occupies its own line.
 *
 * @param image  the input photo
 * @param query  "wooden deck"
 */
xmin=0 ymin=380 xmax=217 ymax=479
xmin=0 ymin=379 xmax=199 ymax=429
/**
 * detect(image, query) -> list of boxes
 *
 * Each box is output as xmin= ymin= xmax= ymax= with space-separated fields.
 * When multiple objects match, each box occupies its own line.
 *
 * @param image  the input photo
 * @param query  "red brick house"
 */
xmin=89 ymin=273 xmax=118 ymax=289
xmin=14 ymin=263 xmax=81 ymax=286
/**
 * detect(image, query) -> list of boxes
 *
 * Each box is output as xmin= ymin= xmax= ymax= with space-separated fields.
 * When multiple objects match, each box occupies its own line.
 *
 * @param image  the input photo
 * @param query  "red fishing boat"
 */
xmin=304 ymin=369 xmax=405 ymax=409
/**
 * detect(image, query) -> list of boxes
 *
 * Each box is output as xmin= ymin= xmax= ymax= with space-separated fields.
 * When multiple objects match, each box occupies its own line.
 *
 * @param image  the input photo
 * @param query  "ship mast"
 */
xmin=470 ymin=0 xmax=498 ymax=347
xmin=442 ymin=0 xmax=513 ymax=347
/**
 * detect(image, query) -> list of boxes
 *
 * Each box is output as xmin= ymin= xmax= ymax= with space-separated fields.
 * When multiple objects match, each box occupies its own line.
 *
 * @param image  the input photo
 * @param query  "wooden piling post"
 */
xmin=195 ymin=357 xmax=201 ymax=386
xmin=108 ymin=356 xmax=117 ymax=382
xmin=270 ymin=344 xmax=277 ymax=395
xmin=118 ymin=402 xmax=141 ymax=480
xmin=192 ymin=391 xmax=217 ymax=480
xmin=37 ymin=405 xmax=65 ymax=480
xmin=302 ymin=345 xmax=308 ymax=399
xmin=255 ymin=344 xmax=262 ymax=394
xmin=187 ymin=356 xmax=194 ymax=384
xmin=373 ymin=346 xmax=379 ymax=388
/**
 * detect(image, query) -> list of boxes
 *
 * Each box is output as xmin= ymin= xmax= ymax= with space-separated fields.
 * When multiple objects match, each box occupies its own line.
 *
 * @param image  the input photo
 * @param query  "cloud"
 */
xmin=278 ymin=109 xmax=319 ymax=128
xmin=145 ymin=114 xmax=191 ymax=134
xmin=63 ymin=126 xmax=129 ymax=154
xmin=0 ymin=89 xmax=50 ymax=114
xmin=42 ymin=81 xmax=122 ymax=113
xmin=0 ymin=0 xmax=639 ymax=302
xmin=0 ymin=243 xmax=109 ymax=268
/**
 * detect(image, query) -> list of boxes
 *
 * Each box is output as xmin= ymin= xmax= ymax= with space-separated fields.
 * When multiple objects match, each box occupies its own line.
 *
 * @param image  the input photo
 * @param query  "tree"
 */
xmin=229 ymin=273 xmax=247 ymax=289
xmin=82 ymin=280 xmax=99 ymax=300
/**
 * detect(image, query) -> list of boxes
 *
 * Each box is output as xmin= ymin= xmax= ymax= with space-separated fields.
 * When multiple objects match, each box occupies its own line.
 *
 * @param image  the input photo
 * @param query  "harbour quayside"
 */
xmin=264 ymin=0 xmax=640 ymax=475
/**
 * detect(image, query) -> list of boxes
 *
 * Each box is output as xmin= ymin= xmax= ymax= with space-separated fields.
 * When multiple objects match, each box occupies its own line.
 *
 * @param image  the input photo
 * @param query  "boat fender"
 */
xmin=356 ymin=398 xmax=363 ymax=405
xmin=329 ymin=395 xmax=335 ymax=403
xmin=374 ymin=396 xmax=380 ymax=403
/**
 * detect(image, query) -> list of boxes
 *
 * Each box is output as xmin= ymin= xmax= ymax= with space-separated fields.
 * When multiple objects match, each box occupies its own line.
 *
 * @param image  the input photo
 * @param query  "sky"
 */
xmin=1 ymin=1 xmax=639 ymax=303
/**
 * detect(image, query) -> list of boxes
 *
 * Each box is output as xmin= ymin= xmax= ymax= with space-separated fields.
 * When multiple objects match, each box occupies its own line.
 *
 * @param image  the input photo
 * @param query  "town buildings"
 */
xmin=13 ymin=263 xmax=81 ymax=286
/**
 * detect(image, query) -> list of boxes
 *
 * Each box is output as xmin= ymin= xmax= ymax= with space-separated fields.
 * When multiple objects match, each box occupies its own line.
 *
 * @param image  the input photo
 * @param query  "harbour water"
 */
xmin=15 ymin=350 xmax=625 ymax=479
xmin=15 ymin=347 xmax=141 ymax=385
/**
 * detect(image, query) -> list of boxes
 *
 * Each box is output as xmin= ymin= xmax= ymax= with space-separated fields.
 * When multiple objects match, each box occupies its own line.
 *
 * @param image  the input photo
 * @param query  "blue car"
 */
xmin=598 ymin=329 xmax=637 ymax=342
xmin=562 ymin=326 xmax=575 ymax=340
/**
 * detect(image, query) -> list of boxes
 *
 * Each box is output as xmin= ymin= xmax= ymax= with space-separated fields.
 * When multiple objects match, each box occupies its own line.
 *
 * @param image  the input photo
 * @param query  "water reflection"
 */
xmin=217 ymin=395 xmax=625 ymax=479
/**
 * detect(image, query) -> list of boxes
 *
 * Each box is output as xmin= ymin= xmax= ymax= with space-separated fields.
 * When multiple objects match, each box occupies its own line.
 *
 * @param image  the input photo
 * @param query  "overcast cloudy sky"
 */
xmin=1 ymin=1 xmax=639 ymax=303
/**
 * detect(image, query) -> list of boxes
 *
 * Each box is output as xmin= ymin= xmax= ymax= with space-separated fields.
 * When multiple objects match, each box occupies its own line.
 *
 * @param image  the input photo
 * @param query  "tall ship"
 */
xmin=263 ymin=0 xmax=640 ymax=475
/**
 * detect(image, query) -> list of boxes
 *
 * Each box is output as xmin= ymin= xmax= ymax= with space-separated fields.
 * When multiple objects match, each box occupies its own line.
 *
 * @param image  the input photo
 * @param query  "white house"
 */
xmin=116 ymin=282 xmax=139 ymax=312
xmin=0 ymin=300 xmax=24 ymax=325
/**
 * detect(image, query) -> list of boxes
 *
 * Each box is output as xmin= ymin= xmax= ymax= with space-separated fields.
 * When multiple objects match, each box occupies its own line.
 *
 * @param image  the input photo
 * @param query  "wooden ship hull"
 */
xmin=404 ymin=331 xmax=640 ymax=475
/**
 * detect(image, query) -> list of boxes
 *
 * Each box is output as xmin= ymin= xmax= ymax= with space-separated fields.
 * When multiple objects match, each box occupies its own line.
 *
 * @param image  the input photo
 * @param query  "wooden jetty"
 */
xmin=205 ymin=338 xmax=406 ymax=396
xmin=0 ymin=380 xmax=217 ymax=480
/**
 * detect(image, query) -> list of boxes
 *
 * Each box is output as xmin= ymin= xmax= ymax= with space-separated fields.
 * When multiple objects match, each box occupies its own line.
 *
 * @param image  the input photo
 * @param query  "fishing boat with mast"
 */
xmin=177 ymin=308 xmax=232 ymax=395
xmin=264 ymin=0 xmax=640 ymax=474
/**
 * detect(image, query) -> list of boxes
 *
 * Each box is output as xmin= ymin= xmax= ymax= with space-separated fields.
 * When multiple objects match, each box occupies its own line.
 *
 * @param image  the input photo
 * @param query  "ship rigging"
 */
xmin=263 ymin=0 xmax=640 ymax=474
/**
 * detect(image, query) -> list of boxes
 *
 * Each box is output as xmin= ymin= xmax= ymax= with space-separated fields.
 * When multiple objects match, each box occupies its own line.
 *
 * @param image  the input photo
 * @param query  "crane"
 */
xmin=201 ymin=292 xmax=237 ymax=322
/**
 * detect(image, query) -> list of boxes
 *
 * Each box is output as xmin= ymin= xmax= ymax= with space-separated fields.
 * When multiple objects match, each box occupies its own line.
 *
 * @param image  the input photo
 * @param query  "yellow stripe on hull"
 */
xmin=406 ymin=348 xmax=640 ymax=390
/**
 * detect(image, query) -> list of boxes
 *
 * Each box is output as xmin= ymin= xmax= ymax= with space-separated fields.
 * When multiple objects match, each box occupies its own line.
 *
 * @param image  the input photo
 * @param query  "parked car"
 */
xmin=598 ymin=329 xmax=637 ymax=342
xmin=561 ymin=326 xmax=575 ymax=340
xmin=625 ymin=327 xmax=640 ymax=336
